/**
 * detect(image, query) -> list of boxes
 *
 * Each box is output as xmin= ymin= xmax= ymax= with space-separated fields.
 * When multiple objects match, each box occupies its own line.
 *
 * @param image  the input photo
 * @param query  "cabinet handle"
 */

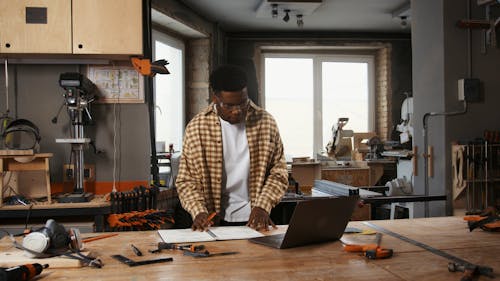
xmin=428 ymin=146 xmax=434 ymax=178
xmin=412 ymin=146 xmax=418 ymax=177
xmin=5 ymin=43 xmax=11 ymax=48
xmin=78 ymin=44 xmax=83 ymax=49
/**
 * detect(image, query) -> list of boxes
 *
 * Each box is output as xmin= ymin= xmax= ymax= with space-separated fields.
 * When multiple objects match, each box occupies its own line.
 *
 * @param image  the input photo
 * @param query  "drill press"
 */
xmin=54 ymin=72 xmax=97 ymax=203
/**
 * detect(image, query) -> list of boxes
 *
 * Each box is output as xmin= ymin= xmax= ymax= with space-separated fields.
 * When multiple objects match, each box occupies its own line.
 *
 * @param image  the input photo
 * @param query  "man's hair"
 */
xmin=209 ymin=64 xmax=247 ymax=93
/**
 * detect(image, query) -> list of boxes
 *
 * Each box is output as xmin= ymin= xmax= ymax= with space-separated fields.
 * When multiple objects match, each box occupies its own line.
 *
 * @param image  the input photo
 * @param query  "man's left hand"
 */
xmin=247 ymin=207 xmax=276 ymax=231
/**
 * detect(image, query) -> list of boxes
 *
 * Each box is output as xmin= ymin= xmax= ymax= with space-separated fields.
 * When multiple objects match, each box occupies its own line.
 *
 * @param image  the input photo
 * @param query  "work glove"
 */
xmin=192 ymin=212 xmax=213 ymax=231
xmin=247 ymin=207 xmax=276 ymax=231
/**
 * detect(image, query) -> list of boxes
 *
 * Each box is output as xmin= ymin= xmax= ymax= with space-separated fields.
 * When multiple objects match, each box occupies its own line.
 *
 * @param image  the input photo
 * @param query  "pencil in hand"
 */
xmin=207 ymin=212 xmax=217 ymax=226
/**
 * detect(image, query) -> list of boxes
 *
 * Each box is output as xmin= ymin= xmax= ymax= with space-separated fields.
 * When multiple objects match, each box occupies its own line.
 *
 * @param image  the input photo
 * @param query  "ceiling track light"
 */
xmin=283 ymin=9 xmax=290 ymax=22
xmin=400 ymin=16 xmax=408 ymax=28
xmin=296 ymin=14 xmax=304 ymax=27
xmin=271 ymin=4 xmax=278 ymax=18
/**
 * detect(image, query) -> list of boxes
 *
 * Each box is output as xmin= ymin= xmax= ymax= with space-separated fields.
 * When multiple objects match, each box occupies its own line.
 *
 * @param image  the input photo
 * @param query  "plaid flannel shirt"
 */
xmin=176 ymin=101 xmax=288 ymax=219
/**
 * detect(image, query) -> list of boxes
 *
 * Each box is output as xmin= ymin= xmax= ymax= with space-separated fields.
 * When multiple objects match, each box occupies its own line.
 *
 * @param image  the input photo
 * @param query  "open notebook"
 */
xmin=158 ymin=226 xmax=264 ymax=244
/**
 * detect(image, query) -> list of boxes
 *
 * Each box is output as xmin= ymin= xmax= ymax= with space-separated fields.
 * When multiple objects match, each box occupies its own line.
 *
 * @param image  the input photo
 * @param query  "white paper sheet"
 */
xmin=158 ymin=226 xmax=263 ymax=243
xmin=207 ymin=226 xmax=264 ymax=240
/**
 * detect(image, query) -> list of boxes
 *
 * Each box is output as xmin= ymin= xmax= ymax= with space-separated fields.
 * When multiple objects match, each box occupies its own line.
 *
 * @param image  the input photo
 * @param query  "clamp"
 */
xmin=448 ymin=262 xmax=494 ymax=281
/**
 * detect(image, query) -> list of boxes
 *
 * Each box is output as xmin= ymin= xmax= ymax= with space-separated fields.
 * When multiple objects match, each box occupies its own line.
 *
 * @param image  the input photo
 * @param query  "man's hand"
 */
xmin=247 ymin=207 xmax=276 ymax=231
xmin=192 ymin=212 xmax=213 ymax=231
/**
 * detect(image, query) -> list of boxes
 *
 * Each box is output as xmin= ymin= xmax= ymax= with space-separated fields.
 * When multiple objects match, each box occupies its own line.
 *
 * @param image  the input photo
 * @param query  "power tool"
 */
xmin=0 ymin=263 xmax=48 ymax=281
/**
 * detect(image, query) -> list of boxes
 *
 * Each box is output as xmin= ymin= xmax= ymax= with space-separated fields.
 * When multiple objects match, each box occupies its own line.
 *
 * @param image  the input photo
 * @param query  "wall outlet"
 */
xmin=63 ymin=164 xmax=95 ymax=182
xmin=458 ymin=78 xmax=481 ymax=102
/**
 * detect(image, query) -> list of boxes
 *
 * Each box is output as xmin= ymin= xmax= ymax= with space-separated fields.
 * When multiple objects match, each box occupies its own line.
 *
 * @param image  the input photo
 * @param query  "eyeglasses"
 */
xmin=215 ymin=96 xmax=249 ymax=111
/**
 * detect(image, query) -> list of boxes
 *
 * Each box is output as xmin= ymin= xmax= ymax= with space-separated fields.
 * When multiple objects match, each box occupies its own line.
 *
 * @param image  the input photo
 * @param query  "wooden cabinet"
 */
xmin=321 ymin=167 xmax=370 ymax=187
xmin=0 ymin=0 xmax=72 ymax=53
xmin=0 ymin=0 xmax=142 ymax=55
xmin=72 ymin=0 xmax=143 ymax=55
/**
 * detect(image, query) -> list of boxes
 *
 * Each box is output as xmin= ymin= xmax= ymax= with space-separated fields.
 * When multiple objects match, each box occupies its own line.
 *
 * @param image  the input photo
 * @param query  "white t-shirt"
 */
xmin=219 ymin=117 xmax=251 ymax=222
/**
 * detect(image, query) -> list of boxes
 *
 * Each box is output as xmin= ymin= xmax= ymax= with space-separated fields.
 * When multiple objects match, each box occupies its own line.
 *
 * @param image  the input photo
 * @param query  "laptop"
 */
xmin=249 ymin=196 xmax=359 ymax=249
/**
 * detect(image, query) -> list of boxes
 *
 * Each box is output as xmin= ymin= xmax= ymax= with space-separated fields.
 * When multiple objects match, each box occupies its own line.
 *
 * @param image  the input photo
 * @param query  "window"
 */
xmin=152 ymin=30 xmax=185 ymax=153
xmin=263 ymin=54 xmax=374 ymax=159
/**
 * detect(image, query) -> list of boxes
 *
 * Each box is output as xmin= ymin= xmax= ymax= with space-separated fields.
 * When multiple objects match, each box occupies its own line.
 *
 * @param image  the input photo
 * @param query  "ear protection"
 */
xmin=1 ymin=118 xmax=41 ymax=151
xmin=21 ymin=219 xmax=82 ymax=258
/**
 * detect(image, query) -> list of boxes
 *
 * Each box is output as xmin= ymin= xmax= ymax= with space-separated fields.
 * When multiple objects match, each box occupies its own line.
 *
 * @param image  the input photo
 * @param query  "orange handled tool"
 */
xmin=364 ymin=247 xmax=394 ymax=259
xmin=343 ymin=233 xmax=393 ymax=259
xmin=1 ymin=263 xmax=48 ymax=281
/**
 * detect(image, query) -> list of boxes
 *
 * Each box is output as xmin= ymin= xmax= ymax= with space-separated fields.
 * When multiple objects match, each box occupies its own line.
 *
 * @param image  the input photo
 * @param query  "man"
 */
xmin=176 ymin=64 xmax=288 ymax=231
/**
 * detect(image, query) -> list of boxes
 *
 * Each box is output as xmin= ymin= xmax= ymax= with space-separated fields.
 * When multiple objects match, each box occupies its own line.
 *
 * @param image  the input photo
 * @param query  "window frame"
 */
xmin=151 ymin=29 xmax=185 ymax=152
xmin=261 ymin=52 xmax=375 ymax=158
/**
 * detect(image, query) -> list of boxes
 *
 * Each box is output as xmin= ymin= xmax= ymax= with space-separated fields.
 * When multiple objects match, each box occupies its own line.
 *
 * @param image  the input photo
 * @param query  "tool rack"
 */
xmin=452 ymin=143 xmax=500 ymax=214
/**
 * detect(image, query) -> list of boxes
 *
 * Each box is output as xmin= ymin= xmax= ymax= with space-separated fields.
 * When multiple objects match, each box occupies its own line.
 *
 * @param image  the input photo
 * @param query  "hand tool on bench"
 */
xmin=343 ymin=233 xmax=393 ymax=259
xmin=0 ymin=263 xmax=48 ymax=281
xmin=448 ymin=262 xmax=494 ymax=281
xmin=149 ymin=242 xmax=205 ymax=253
xmin=464 ymin=215 xmax=500 ymax=232
xmin=182 ymin=250 xmax=239 ymax=258
xmin=363 ymin=222 xmax=494 ymax=280
xmin=111 ymin=255 xmax=173 ymax=267
xmin=130 ymin=244 xmax=143 ymax=256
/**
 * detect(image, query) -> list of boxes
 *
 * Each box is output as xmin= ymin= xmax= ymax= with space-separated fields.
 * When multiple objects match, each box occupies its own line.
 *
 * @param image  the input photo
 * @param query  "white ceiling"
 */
xmin=179 ymin=0 xmax=411 ymax=33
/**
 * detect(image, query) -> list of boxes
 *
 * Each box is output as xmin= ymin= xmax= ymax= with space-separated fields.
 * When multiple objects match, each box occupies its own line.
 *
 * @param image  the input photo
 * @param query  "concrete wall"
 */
xmin=444 ymin=1 xmax=500 ymax=212
xmin=411 ymin=0 xmax=500 ymax=216
xmin=0 ymin=64 xmax=150 ymax=187
xmin=411 ymin=0 xmax=447 ymax=217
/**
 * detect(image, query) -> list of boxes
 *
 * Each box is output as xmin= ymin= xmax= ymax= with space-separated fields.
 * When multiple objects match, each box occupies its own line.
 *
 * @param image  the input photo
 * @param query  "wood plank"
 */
xmin=0 ymin=217 xmax=496 ymax=280
xmin=0 ymin=149 xmax=34 ymax=156
xmin=0 ymin=241 xmax=84 ymax=268
xmin=0 ymin=198 xmax=110 ymax=209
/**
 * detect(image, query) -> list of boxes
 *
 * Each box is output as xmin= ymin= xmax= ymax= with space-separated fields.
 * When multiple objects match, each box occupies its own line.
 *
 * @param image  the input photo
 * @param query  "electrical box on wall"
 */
xmin=458 ymin=78 xmax=481 ymax=102
xmin=63 ymin=164 xmax=95 ymax=182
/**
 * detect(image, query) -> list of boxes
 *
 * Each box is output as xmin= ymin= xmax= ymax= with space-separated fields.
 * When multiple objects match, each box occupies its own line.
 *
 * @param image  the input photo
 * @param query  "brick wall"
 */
xmin=375 ymin=45 xmax=392 ymax=141
xmin=186 ymin=38 xmax=211 ymax=120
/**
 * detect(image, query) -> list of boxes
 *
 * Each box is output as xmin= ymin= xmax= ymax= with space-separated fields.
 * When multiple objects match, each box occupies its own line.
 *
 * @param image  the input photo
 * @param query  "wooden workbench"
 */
xmin=1 ymin=216 xmax=497 ymax=280
xmin=0 ymin=200 xmax=111 ymax=232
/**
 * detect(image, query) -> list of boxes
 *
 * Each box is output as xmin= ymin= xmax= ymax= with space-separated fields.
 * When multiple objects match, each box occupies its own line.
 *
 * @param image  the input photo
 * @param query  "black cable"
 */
xmin=24 ymin=204 xmax=33 ymax=231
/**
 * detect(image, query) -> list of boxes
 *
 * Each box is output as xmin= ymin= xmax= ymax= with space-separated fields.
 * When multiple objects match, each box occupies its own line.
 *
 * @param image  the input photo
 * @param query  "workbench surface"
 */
xmin=1 ymin=216 xmax=498 ymax=280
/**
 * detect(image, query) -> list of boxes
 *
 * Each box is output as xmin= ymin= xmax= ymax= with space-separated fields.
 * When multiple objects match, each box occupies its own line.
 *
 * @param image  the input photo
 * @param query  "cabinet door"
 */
xmin=0 ymin=0 xmax=71 ymax=54
xmin=72 ymin=0 xmax=143 ymax=55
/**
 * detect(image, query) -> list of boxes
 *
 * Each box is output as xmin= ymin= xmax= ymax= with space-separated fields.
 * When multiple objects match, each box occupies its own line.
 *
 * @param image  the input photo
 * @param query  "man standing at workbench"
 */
xmin=176 ymin=64 xmax=288 ymax=231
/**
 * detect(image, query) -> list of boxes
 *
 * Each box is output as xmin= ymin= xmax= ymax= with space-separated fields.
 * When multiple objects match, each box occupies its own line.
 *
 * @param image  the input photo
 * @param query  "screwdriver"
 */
xmin=131 ymin=244 xmax=143 ymax=256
